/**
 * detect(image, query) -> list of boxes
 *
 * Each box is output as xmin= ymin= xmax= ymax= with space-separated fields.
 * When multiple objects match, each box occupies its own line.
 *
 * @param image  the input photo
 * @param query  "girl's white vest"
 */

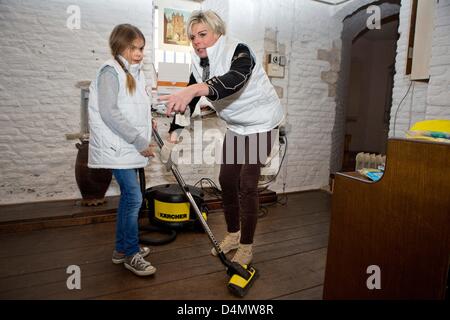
xmin=191 ymin=36 xmax=284 ymax=135
xmin=88 ymin=58 xmax=151 ymax=169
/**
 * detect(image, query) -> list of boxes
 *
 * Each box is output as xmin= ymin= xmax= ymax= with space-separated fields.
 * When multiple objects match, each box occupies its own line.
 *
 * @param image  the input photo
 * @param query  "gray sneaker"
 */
xmin=112 ymin=247 xmax=150 ymax=264
xmin=124 ymin=253 xmax=156 ymax=276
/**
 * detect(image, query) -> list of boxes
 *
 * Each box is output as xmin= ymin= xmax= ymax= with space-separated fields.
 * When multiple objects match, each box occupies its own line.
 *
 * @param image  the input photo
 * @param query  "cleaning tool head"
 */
xmin=227 ymin=262 xmax=258 ymax=298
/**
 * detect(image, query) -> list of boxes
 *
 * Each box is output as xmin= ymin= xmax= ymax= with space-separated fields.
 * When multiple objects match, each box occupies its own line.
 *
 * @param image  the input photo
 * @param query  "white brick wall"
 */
xmin=0 ymin=0 xmax=156 ymax=203
xmin=204 ymin=0 xmax=342 ymax=193
xmin=2 ymin=0 xmax=449 ymax=205
xmin=427 ymin=1 xmax=450 ymax=119
xmin=390 ymin=0 xmax=450 ymax=137
xmin=284 ymin=1 xmax=341 ymax=191
xmin=0 ymin=0 xmax=229 ymax=205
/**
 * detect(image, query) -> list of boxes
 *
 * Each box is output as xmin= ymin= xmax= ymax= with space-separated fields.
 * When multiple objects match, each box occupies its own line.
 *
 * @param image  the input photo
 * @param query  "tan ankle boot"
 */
xmin=231 ymin=243 xmax=253 ymax=266
xmin=211 ymin=231 xmax=240 ymax=256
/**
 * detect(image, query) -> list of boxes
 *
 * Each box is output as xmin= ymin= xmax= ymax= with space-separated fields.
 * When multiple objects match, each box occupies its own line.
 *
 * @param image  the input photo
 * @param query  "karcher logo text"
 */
xmin=160 ymin=213 xmax=188 ymax=220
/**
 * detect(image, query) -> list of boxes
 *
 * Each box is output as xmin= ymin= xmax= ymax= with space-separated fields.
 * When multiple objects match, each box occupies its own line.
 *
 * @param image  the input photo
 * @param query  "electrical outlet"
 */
xmin=270 ymin=54 xmax=280 ymax=64
xmin=268 ymin=54 xmax=286 ymax=66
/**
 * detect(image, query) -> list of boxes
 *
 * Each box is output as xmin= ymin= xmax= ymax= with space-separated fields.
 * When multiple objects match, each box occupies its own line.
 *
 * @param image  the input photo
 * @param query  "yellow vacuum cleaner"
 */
xmin=152 ymin=128 xmax=258 ymax=298
xmin=137 ymin=172 xmax=208 ymax=246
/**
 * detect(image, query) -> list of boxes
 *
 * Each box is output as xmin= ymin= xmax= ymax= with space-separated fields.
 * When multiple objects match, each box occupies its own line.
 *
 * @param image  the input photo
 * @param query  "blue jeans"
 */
xmin=112 ymin=169 xmax=143 ymax=257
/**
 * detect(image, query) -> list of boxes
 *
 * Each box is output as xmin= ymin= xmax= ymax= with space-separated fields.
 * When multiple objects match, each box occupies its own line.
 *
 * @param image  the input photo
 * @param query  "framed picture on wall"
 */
xmin=158 ymin=3 xmax=196 ymax=52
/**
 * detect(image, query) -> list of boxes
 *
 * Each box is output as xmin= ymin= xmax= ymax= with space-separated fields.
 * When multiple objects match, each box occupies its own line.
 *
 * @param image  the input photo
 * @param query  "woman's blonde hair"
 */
xmin=187 ymin=10 xmax=226 ymax=39
xmin=109 ymin=24 xmax=145 ymax=94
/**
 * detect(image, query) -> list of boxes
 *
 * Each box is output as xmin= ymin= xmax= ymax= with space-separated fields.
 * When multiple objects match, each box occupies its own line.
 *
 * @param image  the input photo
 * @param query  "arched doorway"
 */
xmin=337 ymin=1 xmax=400 ymax=171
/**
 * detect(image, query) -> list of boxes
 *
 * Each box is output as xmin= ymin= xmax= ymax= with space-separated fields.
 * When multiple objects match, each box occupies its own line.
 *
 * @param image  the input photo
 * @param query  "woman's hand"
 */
xmin=151 ymin=118 xmax=157 ymax=130
xmin=159 ymin=87 xmax=195 ymax=116
xmin=158 ymin=83 xmax=209 ymax=116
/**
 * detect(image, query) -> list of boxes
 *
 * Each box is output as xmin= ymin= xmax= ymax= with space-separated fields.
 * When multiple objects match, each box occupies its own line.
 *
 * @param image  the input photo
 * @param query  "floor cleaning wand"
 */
xmin=152 ymin=127 xmax=258 ymax=297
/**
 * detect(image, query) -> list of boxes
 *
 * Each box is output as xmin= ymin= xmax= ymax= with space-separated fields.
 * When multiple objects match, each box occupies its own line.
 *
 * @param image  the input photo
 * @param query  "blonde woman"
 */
xmin=160 ymin=11 xmax=284 ymax=266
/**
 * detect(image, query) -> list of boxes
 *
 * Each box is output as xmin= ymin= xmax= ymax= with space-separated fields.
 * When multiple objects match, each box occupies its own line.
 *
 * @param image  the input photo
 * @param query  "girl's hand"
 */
xmin=140 ymin=145 xmax=155 ymax=158
xmin=151 ymin=118 xmax=157 ymax=130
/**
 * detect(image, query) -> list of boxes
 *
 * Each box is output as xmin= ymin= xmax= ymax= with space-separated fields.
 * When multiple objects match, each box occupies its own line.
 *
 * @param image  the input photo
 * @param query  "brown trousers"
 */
xmin=219 ymin=128 xmax=276 ymax=244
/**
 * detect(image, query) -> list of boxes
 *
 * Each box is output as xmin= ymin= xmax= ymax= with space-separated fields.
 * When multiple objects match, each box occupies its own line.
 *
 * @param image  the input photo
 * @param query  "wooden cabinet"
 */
xmin=323 ymin=138 xmax=449 ymax=299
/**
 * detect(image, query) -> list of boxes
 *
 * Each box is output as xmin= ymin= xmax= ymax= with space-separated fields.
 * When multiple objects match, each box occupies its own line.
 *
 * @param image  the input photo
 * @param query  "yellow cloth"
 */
xmin=409 ymin=119 xmax=450 ymax=132
xmin=406 ymin=119 xmax=450 ymax=143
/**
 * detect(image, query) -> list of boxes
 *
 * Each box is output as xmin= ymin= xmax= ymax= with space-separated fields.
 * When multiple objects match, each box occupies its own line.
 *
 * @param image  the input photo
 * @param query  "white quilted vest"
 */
xmin=88 ymin=58 xmax=151 ymax=169
xmin=191 ymin=36 xmax=284 ymax=135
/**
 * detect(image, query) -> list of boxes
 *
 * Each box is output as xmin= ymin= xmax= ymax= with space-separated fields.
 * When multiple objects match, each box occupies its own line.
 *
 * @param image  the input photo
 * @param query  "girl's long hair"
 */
xmin=109 ymin=24 xmax=145 ymax=94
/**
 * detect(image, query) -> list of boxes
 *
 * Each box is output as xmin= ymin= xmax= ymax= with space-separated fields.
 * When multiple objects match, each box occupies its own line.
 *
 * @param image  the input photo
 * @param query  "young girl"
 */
xmin=88 ymin=24 xmax=156 ymax=276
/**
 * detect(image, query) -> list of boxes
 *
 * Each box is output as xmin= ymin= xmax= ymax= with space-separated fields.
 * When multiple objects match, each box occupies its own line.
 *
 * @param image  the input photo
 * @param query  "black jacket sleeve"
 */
xmin=205 ymin=43 xmax=255 ymax=101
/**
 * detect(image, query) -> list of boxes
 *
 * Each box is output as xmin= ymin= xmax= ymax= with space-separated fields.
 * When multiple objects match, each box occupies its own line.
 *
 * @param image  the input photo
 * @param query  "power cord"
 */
xmin=258 ymin=205 xmax=269 ymax=218
xmin=194 ymin=177 xmax=222 ymax=200
xmin=393 ymin=81 xmax=414 ymax=136
xmin=258 ymin=191 xmax=288 ymax=218
xmin=277 ymin=192 xmax=288 ymax=206
xmin=258 ymin=135 xmax=288 ymax=187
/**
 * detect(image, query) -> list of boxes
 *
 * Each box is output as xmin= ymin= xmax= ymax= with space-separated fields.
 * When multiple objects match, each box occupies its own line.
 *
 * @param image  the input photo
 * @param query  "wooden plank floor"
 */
xmin=0 ymin=191 xmax=330 ymax=300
